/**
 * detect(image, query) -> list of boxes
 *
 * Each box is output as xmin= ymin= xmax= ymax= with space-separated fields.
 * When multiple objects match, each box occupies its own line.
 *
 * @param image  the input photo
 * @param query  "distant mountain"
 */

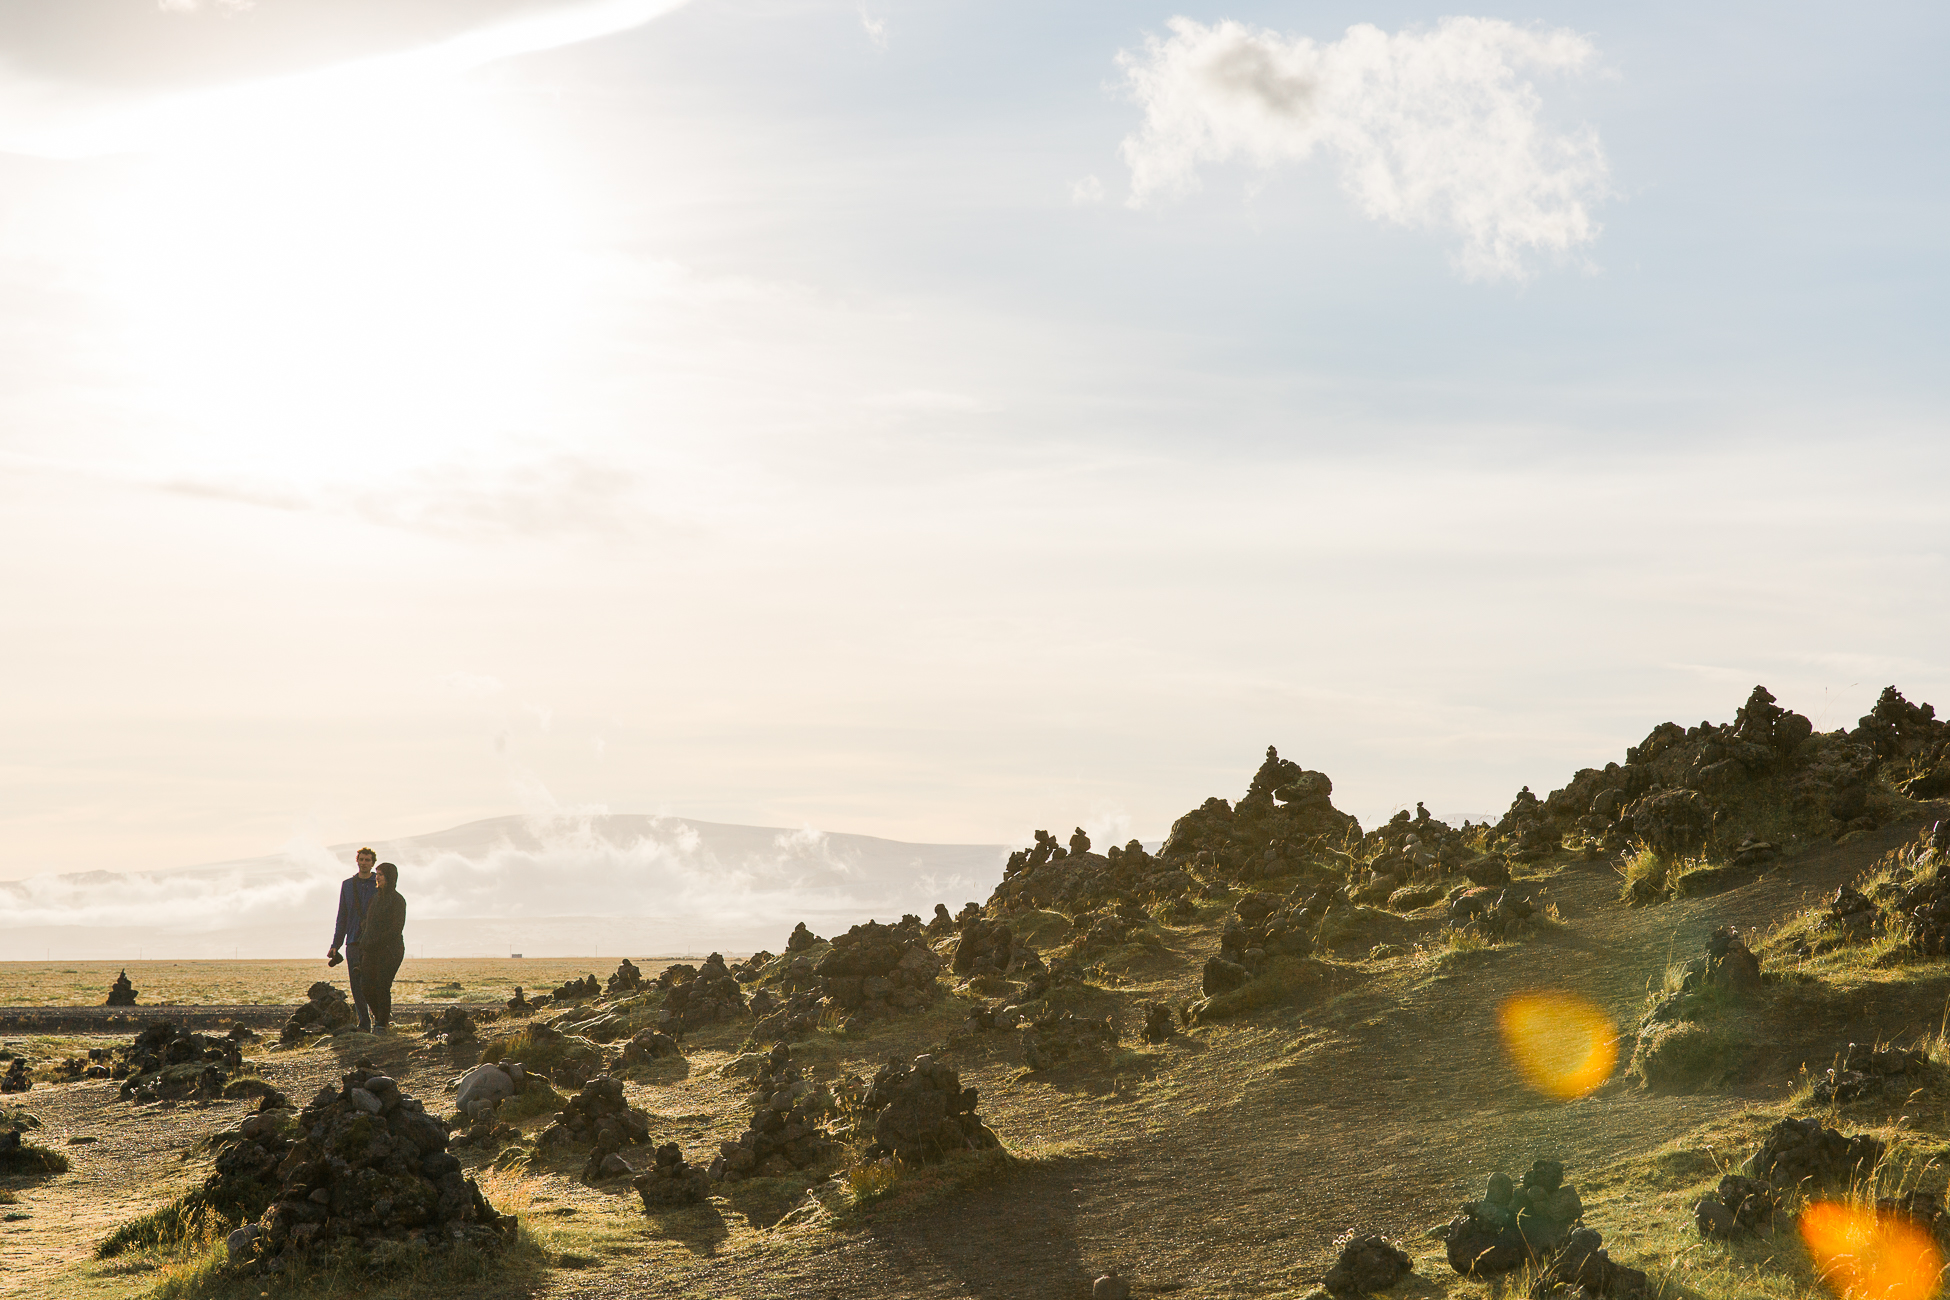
xmin=0 ymin=815 xmax=1010 ymax=961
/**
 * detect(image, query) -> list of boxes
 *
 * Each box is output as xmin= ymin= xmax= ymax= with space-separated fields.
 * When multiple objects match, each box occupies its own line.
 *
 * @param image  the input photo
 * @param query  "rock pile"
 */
xmin=1 ymin=1107 xmax=65 ymax=1174
xmin=1498 ymin=685 xmax=1941 ymax=860
xmin=606 ymin=958 xmax=644 ymax=995
xmin=633 ymin=1142 xmax=710 ymax=1209
xmin=730 ymin=952 xmax=773 ymax=982
xmin=659 ymin=953 xmax=746 ymax=1032
xmin=1322 ymin=1233 xmax=1411 ymax=1295
xmin=1022 ymin=1010 xmax=1117 ymax=1071
xmin=550 ymin=974 xmax=601 ymax=1004
xmin=1693 ymin=1175 xmax=1780 ymax=1240
xmin=814 ymin=920 xmax=943 ymax=1019
xmin=990 ymin=828 xmax=1196 ymax=913
xmin=1 ymin=1060 xmax=30 ymax=1093
xmin=506 ymin=987 xmax=536 ymax=1014
xmin=539 ymin=1076 xmax=653 ymax=1181
xmin=1745 ymin=1118 xmax=1883 ymax=1189
xmin=1642 ymin=928 xmax=1762 ymax=1026
xmin=750 ymin=990 xmax=821 ymax=1042
xmin=227 ymin=1065 xmax=510 ymax=1273
xmin=1811 ymin=1043 xmax=1929 ymax=1106
xmin=116 ymin=1022 xmax=250 ymax=1101
xmin=856 ymin=1053 xmax=1000 ymax=1163
xmin=953 ymin=914 xmax=1042 ymax=979
xmin=1532 ymin=1225 xmax=1648 ymax=1298
xmin=105 ymin=970 xmax=139 ymax=1006
xmin=621 ymin=1028 xmax=681 ymax=1067
xmin=1141 ymin=1002 xmax=1174 ymax=1043
xmin=787 ymin=922 xmax=823 ymax=952
xmin=419 ymin=1007 xmax=481 ymax=1045
xmin=1441 ymin=1159 xmax=1584 ymax=1278
xmin=711 ymin=1043 xmax=836 ymax=1182
xmin=1157 ymin=747 xmax=1362 ymax=883
xmin=281 ymin=982 xmax=356 ymax=1043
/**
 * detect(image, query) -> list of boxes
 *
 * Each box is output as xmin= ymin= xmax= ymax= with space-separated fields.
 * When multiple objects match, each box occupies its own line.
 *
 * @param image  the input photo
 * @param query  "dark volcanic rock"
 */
xmin=632 ymin=1142 xmax=710 ymax=1208
xmin=1022 ymin=1010 xmax=1117 ymax=1071
xmin=1534 ymin=1225 xmax=1648 ymax=1298
xmin=858 ymin=1053 xmax=1001 ymax=1163
xmin=1693 ymin=1175 xmax=1780 ymax=1240
xmin=1443 ymin=1160 xmax=1583 ymax=1278
xmin=1323 ymin=1233 xmax=1411 ymax=1294
xmin=538 ymin=1076 xmax=653 ymax=1182
xmin=710 ymin=1043 xmax=836 ymax=1182
xmin=280 ymin=982 xmax=355 ymax=1044
xmin=105 ymin=969 xmax=139 ymax=1007
xmin=605 ymin=958 xmax=644 ymax=996
xmin=658 ymin=953 xmax=747 ymax=1032
xmin=1745 ymin=1118 xmax=1882 ymax=1190
xmin=814 ymin=920 xmax=943 ymax=1018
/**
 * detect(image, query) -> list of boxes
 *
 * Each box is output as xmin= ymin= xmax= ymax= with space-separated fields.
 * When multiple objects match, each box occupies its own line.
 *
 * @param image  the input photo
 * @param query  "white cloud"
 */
xmin=1118 ymin=16 xmax=1609 ymax=280
xmin=158 ymin=0 xmax=256 ymax=13
xmin=1071 ymin=174 xmax=1105 ymax=205
xmin=859 ymin=7 xmax=888 ymax=52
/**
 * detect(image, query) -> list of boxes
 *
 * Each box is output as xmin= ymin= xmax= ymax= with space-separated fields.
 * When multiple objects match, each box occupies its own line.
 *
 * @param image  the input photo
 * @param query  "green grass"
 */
xmin=476 ymin=1025 xmax=605 ymax=1080
xmin=496 ymin=1084 xmax=567 ymax=1125
xmin=1188 ymin=955 xmax=1330 ymax=1024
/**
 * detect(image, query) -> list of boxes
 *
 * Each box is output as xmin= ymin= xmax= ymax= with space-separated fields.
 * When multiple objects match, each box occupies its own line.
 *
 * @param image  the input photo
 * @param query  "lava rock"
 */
xmin=1745 ymin=1117 xmax=1883 ymax=1190
xmin=857 ymin=1053 xmax=1001 ymax=1164
xmin=1693 ymin=1175 xmax=1779 ymax=1240
xmin=280 ymin=982 xmax=355 ymax=1044
xmin=1443 ymin=1160 xmax=1583 ymax=1278
xmin=633 ymin=1142 xmax=710 ymax=1208
xmin=1323 ymin=1233 xmax=1411 ymax=1294
xmin=104 ymin=970 xmax=139 ymax=1007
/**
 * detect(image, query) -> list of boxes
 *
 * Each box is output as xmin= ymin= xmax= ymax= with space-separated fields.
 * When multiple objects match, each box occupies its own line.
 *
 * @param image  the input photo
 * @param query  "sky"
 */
xmin=2 ymin=0 xmax=1947 ymax=884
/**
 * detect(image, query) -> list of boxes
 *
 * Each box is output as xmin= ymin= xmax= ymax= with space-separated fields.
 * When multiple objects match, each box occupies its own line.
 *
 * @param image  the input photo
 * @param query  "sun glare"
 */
xmin=90 ymin=73 xmax=591 ymax=484
xmin=1801 ymin=1201 xmax=1945 ymax=1300
xmin=1497 ymin=990 xmax=1617 ymax=1100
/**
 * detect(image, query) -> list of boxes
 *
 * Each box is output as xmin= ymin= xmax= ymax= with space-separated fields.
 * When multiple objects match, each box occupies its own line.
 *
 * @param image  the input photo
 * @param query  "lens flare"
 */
xmin=1496 ymin=991 xmax=1618 ymax=1100
xmin=1801 ymin=1201 xmax=1944 ymax=1300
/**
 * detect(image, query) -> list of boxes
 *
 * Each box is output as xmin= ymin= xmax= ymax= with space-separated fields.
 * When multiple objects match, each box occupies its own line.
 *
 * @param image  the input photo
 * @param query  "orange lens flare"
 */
xmin=1801 ymin=1201 xmax=1944 ymax=1300
xmin=1496 ymin=991 xmax=1618 ymax=1100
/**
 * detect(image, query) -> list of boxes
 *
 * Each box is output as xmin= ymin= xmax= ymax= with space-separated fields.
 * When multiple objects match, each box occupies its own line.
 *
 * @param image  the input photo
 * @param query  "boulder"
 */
xmin=1745 ymin=1117 xmax=1882 ymax=1190
xmin=454 ymin=1064 xmax=515 ymax=1111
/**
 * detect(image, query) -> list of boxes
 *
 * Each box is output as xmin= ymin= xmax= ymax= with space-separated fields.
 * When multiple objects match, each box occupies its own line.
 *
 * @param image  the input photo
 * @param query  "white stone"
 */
xmin=347 ymin=1087 xmax=383 ymax=1114
xmin=454 ymin=1063 xmax=514 ymax=1110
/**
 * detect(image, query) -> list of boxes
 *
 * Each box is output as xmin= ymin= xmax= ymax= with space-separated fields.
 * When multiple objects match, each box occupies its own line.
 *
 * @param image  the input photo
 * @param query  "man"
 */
xmin=327 ymin=847 xmax=379 ymax=1033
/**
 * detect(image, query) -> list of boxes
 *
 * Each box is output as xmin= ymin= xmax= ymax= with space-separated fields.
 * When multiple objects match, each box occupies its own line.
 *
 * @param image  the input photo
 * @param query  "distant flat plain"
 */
xmin=0 ymin=958 xmax=685 ymax=1007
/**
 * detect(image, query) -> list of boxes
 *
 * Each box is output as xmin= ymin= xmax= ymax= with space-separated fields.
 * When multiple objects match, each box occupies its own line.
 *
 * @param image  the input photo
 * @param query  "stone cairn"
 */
xmin=1641 ymin=927 xmax=1763 ymax=1029
xmin=1693 ymin=1175 xmax=1781 ymax=1240
xmin=751 ymin=990 xmax=822 ymax=1042
xmin=633 ymin=1142 xmax=711 ymax=1209
xmin=116 ymin=1022 xmax=251 ymax=1101
xmin=1141 ymin=1002 xmax=1175 ymax=1043
xmin=1745 ymin=1117 xmax=1884 ymax=1191
xmin=1442 ymin=1159 xmax=1584 ymax=1278
xmin=1 ymin=1059 xmax=29 ymax=1093
xmin=1322 ymin=1233 xmax=1412 ymax=1295
xmin=281 ymin=982 xmax=356 ymax=1044
xmin=1531 ymin=1225 xmax=1649 ymax=1298
xmin=105 ymin=969 xmax=139 ymax=1007
xmin=1022 ymin=1010 xmax=1117 ymax=1071
xmin=813 ymin=919 xmax=943 ymax=1021
xmin=506 ymin=987 xmax=536 ymax=1014
xmin=1813 ymin=1042 xmax=1930 ymax=1106
xmin=658 ymin=953 xmax=747 ymax=1032
xmin=952 ymin=913 xmax=1044 ymax=981
xmin=1890 ymin=822 xmax=1950 ymax=954
xmin=786 ymin=922 xmax=823 ymax=952
xmin=606 ymin=958 xmax=644 ymax=996
xmin=226 ymin=1065 xmax=510 ymax=1274
xmin=991 ymin=827 xmax=1196 ymax=914
xmin=539 ymin=1076 xmax=654 ymax=1182
xmin=855 ymin=1053 xmax=1000 ymax=1163
xmin=419 ymin=1007 xmax=482 ymax=1045
xmin=550 ymin=974 xmax=601 ymax=1004
xmin=710 ymin=1042 xmax=836 ymax=1182
xmin=621 ymin=1028 xmax=681 ymax=1067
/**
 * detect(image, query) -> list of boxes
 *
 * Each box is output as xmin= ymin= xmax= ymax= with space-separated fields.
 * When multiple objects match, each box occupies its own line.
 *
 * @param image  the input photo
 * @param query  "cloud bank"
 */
xmin=0 ymin=815 xmax=1008 ymax=958
xmin=1118 ymin=16 xmax=1609 ymax=279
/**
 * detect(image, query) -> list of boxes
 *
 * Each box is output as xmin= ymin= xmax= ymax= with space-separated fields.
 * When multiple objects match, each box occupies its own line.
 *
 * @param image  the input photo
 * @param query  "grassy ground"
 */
xmin=0 ymin=960 xmax=673 ymax=1008
xmin=8 ymin=805 xmax=1950 ymax=1299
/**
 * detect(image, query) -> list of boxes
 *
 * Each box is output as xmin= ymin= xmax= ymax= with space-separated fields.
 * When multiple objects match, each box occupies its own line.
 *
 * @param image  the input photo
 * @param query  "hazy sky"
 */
xmin=2 ymin=0 xmax=1946 ymax=879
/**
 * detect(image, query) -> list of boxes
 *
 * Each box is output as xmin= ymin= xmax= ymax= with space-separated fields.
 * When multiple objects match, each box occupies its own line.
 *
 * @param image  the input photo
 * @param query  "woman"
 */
xmin=360 ymin=861 xmax=408 ymax=1031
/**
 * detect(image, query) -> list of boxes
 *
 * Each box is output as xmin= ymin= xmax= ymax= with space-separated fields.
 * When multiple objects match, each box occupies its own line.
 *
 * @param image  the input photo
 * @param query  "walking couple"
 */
xmin=326 ymin=847 xmax=408 ymax=1033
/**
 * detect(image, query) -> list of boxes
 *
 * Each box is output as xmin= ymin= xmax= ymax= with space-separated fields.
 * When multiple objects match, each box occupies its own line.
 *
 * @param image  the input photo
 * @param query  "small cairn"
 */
xmin=1022 ymin=1010 xmax=1117 ymax=1070
xmin=633 ymin=1142 xmax=711 ymax=1209
xmin=606 ymin=958 xmax=644 ymax=996
xmin=750 ymin=989 xmax=821 ymax=1041
xmin=952 ymin=913 xmax=1042 ymax=979
xmin=1322 ymin=1233 xmax=1411 ymax=1294
xmin=659 ymin=953 xmax=746 ymax=1031
xmin=1140 ymin=1003 xmax=1175 ymax=1043
xmin=1442 ymin=1159 xmax=1584 ymax=1277
xmin=814 ymin=919 xmax=944 ymax=1019
xmin=621 ymin=1028 xmax=681 ymax=1067
xmin=785 ymin=922 xmax=823 ymax=952
xmin=280 ymin=982 xmax=355 ymax=1044
xmin=710 ymin=1043 xmax=836 ymax=1182
xmin=419 ymin=1006 xmax=481 ymax=1045
xmin=1533 ymin=1225 xmax=1649 ymax=1298
xmin=506 ymin=986 xmax=536 ymax=1014
xmin=855 ymin=1053 xmax=1000 ymax=1163
xmin=105 ymin=970 xmax=139 ymax=1007
xmin=538 ymin=1077 xmax=654 ymax=1181
xmin=1745 ymin=1117 xmax=1883 ymax=1190
xmin=1694 ymin=1175 xmax=1780 ymax=1239
xmin=1642 ymin=927 xmax=1763 ymax=1028
xmin=227 ymin=1066 xmax=510 ymax=1273
xmin=550 ymin=974 xmax=601 ymax=1004
xmin=116 ymin=1022 xmax=249 ymax=1101
xmin=1812 ymin=1042 xmax=1929 ymax=1105
xmin=1 ymin=1060 xmax=30 ymax=1094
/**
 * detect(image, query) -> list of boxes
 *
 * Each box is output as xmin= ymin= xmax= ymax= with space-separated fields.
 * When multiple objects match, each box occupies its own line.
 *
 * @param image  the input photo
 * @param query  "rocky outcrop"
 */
xmin=990 ymin=833 xmax=1195 ymax=912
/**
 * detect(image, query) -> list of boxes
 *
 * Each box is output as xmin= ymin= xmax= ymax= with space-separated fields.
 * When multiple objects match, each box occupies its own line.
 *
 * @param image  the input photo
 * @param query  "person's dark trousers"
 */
xmin=345 ymin=942 xmax=372 ymax=1031
xmin=362 ymin=941 xmax=406 ymax=1029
